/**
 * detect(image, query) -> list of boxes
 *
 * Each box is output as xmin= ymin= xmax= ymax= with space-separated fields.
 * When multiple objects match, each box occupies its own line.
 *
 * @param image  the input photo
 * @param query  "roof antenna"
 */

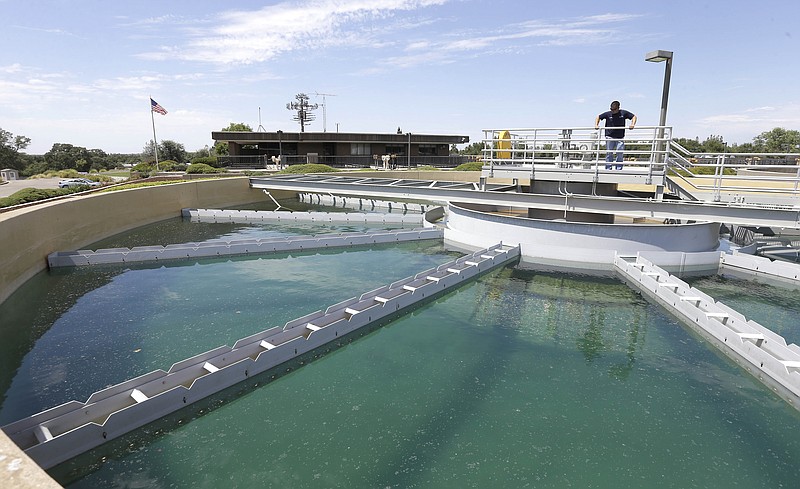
xmin=257 ymin=106 xmax=266 ymax=132
xmin=314 ymin=92 xmax=337 ymax=132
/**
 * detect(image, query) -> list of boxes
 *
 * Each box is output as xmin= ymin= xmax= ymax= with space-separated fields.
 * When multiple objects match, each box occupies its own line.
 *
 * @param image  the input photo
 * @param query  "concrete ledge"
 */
xmin=47 ymin=228 xmax=443 ymax=267
xmin=721 ymin=252 xmax=800 ymax=284
xmin=0 ymin=177 xmax=287 ymax=305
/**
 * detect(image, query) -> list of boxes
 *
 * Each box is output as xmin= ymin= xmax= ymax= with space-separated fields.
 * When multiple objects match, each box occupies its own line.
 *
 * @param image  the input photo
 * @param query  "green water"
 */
xmin=2 ymin=216 xmax=800 ymax=488
xmin=687 ymin=274 xmax=800 ymax=345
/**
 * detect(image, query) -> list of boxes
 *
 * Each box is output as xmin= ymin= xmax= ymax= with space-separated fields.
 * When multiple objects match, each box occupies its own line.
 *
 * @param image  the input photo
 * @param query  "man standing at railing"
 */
xmin=595 ymin=100 xmax=636 ymax=170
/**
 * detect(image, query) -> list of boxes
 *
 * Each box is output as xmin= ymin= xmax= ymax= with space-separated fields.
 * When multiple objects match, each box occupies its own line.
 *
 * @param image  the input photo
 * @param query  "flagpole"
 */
xmin=150 ymin=96 xmax=160 ymax=172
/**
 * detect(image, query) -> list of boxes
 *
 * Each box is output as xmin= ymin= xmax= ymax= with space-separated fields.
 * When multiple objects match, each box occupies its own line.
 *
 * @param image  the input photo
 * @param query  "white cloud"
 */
xmin=744 ymin=106 xmax=775 ymax=113
xmin=376 ymin=12 xmax=645 ymax=69
xmin=0 ymin=63 xmax=24 ymax=74
xmin=11 ymin=24 xmax=83 ymax=38
xmin=137 ymin=0 xmax=450 ymax=65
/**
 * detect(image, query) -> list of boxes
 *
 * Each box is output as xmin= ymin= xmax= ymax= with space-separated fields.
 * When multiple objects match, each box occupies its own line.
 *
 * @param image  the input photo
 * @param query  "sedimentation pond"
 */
xmin=2 ymin=202 xmax=800 ymax=488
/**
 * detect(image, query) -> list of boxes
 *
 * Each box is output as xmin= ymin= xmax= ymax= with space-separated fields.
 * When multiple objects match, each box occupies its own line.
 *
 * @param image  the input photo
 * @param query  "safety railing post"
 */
xmin=530 ymin=129 xmax=537 ymax=181
xmin=713 ymin=154 xmax=724 ymax=202
xmin=794 ymin=166 xmax=800 ymax=194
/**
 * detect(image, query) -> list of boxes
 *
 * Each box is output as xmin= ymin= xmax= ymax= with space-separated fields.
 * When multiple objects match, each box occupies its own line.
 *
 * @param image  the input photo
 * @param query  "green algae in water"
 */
xmin=36 ymin=268 xmax=800 ymax=488
xmin=0 ymin=241 xmax=456 ymax=423
xmin=687 ymin=274 xmax=800 ymax=345
xmin=3 ymin=211 xmax=800 ymax=488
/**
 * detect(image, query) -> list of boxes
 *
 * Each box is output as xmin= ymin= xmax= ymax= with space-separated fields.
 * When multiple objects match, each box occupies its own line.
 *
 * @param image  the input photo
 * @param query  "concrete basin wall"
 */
xmin=0 ymin=177 xmax=284 ymax=305
xmin=445 ymin=202 xmax=721 ymax=271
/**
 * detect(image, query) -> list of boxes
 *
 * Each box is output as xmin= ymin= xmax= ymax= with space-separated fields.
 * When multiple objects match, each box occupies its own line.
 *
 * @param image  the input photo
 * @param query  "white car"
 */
xmin=58 ymin=178 xmax=101 ymax=188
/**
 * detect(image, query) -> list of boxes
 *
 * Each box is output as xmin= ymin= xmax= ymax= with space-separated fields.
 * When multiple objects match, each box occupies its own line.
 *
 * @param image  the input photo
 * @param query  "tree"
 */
xmin=0 ymin=128 xmax=31 ymax=171
xmin=142 ymin=140 xmax=157 ymax=161
xmin=458 ymin=142 xmax=485 ymax=156
xmin=214 ymin=122 xmax=253 ymax=156
xmin=160 ymin=140 xmax=187 ymax=163
xmin=143 ymin=139 xmax=187 ymax=163
xmin=673 ymin=137 xmax=703 ymax=153
xmin=701 ymin=135 xmax=726 ymax=153
xmin=44 ymin=143 xmax=106 ymax=172
xmin=753 ymin=128 xmax=800 ymax=153
xmin=730 ymin=142 xmax=756 ymax=153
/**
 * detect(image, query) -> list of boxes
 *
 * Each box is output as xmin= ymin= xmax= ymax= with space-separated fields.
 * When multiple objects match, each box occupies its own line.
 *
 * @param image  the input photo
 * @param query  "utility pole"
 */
xmin=286 ymin=93 xmax=318 ymax=132
xmin=314 ymin=92 xmax=337 ymax=132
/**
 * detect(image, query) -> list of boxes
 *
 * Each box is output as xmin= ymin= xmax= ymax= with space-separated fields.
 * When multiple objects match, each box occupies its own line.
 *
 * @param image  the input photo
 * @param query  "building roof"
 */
xmin=211 ymin=131 xmax=469 ymax=145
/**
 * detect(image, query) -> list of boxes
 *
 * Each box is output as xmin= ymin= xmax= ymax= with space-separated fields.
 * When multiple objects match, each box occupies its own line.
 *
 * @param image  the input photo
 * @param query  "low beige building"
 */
xmin=212 ymin=130 xmax=469 ymax=168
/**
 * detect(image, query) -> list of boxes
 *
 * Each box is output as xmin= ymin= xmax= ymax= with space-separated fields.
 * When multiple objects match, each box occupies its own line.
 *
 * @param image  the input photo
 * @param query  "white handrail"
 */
xmin=481 ymin=126 xmax=800 ymax=203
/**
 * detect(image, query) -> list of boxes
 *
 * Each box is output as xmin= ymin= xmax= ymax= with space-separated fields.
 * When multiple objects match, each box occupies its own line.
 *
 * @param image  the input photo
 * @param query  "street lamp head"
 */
xmin=645 ymin=50 xmax=673 ymax=63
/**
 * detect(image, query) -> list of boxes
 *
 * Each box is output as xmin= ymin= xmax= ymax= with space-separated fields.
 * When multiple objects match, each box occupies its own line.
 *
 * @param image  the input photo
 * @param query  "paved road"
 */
xmin=0 ymin=178 xmax=62 ymax=198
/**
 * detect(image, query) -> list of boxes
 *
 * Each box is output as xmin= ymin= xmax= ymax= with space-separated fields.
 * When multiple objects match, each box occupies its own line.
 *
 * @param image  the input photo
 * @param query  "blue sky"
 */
xmin=1 ymin=0 xmax=798 ymax=154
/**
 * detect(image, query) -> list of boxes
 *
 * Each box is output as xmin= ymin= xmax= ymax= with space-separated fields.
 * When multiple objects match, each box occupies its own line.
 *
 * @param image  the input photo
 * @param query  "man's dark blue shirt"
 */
xmin=598 ymin=110 xmax=635 ymax=139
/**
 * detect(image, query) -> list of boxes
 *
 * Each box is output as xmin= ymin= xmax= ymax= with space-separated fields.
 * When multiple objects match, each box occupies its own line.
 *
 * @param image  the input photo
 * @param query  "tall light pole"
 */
xmin=645 ymin=50 xmax=673 ymax=163
xmin=277 ymin=130 xmax=283 ymax=169
xmin=407 ymin=132 xmax=411 ymax=169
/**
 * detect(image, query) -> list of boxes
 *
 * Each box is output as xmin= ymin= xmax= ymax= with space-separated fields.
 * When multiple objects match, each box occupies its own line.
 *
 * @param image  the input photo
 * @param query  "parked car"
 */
xmin=58 ymin=178 xmax=101 ymax=188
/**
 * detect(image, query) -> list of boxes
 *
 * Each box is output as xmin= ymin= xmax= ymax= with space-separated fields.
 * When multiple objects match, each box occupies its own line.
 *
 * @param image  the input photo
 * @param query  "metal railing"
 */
xmin=665 ymin=142 xmax=800 ymax=202
xmin=481 ymin=126 xmax=672 ymax=167
xmin=481 ymin=126 xmax=800 ymax=204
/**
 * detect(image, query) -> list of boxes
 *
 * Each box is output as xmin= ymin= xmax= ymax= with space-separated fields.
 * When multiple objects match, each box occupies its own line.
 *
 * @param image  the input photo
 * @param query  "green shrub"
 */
xmin=416 ymin=165 xmax=440 ymax=171
xmin=158 ymin=160 xmax=187 ymax=172
xmin=29 ymin=169 xmax=82 ymax=179
xmin=0 ymin=186 xmax=84 ymax=208
xmin=452 ymin=161 xmax=484 ymax=171
xmin=276 ymin=164 xmax=337 ymax=174
xmin=186 ymin=163 xmax=220 ymax=174
xmin=192 ymin=156 xmax=220 ymax=168
xmin=132 ymin=162 xmax=155 ymax=173
xmin=98 ymin=180 xmax=193 ymax=192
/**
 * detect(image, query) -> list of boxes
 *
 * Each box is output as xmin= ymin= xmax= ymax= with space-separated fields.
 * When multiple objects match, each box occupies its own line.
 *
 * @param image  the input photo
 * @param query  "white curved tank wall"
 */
xmin=444 ymin=203 xmax=721 ymax=271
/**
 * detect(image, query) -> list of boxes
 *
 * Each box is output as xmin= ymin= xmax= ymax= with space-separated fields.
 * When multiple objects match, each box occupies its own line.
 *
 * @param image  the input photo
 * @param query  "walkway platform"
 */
xmin=250 ymin=175 xmax=800 ymax=229
xmin=485 ymin=163 xmax=666 ymax=186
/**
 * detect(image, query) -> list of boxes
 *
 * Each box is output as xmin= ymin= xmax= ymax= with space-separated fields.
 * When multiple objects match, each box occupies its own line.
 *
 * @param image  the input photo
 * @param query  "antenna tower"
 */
xmin=314 ymin=92 xmax=337 ymax=132
xmin=257 ymin=106 xmax=265 ymax=132
xmin=286 ymin=93 xmax=318 ymax=132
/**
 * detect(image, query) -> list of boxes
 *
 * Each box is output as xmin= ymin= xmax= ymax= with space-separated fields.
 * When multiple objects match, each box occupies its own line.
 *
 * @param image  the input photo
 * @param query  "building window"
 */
xmin=350 ymin=143 xmax=371 ymax=156
xmin=385 ymin=145 xmax=405 ymax=155
xmin=418 ymin=144 xmax=438 ymax=156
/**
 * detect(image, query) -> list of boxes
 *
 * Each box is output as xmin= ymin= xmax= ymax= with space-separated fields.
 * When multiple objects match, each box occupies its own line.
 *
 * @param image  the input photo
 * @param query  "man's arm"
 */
xmin=629 ymin=114 xmax=637 ymax=129
xmin=594 ymin=115 xmax=601 ymax=129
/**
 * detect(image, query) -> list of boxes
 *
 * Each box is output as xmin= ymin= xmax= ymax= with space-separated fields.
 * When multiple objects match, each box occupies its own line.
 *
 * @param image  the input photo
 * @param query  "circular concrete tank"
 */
xmin=443 ymin=202 xmax=721 ymax=272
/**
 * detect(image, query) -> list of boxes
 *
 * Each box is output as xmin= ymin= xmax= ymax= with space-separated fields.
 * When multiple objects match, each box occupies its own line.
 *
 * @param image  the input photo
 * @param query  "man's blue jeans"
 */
xmin=605 ymin=139 xmax=624 ymax=170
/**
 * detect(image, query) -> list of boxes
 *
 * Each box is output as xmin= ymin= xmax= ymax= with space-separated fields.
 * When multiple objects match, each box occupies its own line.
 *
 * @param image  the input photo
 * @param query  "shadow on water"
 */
xmin=0 ymin=240 xmax=449 ymax=411
xmin=0 ymin=267 xmax=123 ymax=404
xmin=365 ymin=267 xmax=650 ymax=487
xmin=652 ymin=312 xmax=800 ymax=487
xmin=47 ymin=262 xmax=510 ymax=486
xmin=364 ymin=271 xmax=518 ymax=487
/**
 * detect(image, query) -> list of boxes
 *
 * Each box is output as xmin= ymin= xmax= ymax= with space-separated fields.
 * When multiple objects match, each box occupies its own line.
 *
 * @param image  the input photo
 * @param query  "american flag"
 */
xmin=150 ymin=98 xmax=168 ymax=115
